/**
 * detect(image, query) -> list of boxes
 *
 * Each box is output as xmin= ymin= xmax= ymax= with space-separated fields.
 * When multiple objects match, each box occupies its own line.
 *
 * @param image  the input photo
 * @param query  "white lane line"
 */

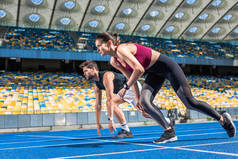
xmin=0 ymin=132 xmax=237 ymax=159
xmin=0 ymin=134 xmax=166 ymax=151
xmin=0 ymin=139 xmax=70 ymax=145
xmin=114 ymin=127 xmax=223 ymax=136
xmin=0 ymin=140 xmax=107 ymax=151
xmin=16 ymin=127 xmax=222 ymax=139
xmin=178 ymin=131 xmax=226 ymax=137
xmin=180 ymin=139 xmax=238 ymax=148
xmin=17 ymin=135 xmax=76 ymax=139
xmin=20 ymin=129 xmax=223 ymax=139
xmin=102 ymin=131 xmax=226 ymax=142
xmin=117 ymin=140 xmax=238 ymax=151
xmin=171 ymin=147 xmax=238 ymax=157
xmin=49 ymin=147 xmax=168 ymax=159
xmin=0 ymin=131 xmax=227 ymax=147
xmin=1 ymin=132 xmax=230 ymax=151
xmin=49 ymin=140 xmax=238 ymax=159
xmin=133 ymin=127 xmax=224 ymax=136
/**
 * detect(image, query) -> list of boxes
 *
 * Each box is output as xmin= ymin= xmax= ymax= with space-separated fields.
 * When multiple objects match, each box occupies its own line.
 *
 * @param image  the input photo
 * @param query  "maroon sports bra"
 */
xmin=114 ymin=43 xmax=152 ymax=72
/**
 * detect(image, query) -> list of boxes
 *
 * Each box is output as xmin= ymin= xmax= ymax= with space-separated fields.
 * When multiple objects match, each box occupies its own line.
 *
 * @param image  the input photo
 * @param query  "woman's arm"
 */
xmin=110 ymin=57 xmax=140 ymax=102
xmin=111 ymin=57 xmax=148 ymax=117
xmin=116 ymin=45 xmax=145 ymax=88
xmin=110 ymin=57 xmax=131 ymax=79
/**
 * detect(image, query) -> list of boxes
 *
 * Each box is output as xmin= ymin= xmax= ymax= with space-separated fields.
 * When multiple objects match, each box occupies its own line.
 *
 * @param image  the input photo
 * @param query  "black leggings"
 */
xmin=140 ymin=54 xmax=221 ymax=129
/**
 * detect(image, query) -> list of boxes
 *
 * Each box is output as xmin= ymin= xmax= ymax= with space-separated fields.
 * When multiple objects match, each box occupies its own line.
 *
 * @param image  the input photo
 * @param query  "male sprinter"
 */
xmin=80 ymin=60 xmax=152 ymax=138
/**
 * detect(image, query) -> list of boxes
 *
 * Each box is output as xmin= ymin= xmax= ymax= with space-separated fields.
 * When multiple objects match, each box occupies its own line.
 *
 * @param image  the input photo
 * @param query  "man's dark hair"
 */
xmin=79 ymin=60 xmax=99 ymax=71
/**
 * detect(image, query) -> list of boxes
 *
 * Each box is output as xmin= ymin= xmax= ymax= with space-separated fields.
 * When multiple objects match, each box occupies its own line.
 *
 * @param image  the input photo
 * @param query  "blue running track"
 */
xmin=0 ymin=121 xmax=237 ymax=159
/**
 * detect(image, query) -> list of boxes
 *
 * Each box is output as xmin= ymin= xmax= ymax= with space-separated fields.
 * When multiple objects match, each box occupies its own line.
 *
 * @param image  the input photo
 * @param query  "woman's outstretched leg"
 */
xmin=167 ymin=66 xmax=236 ymax=138
xmin=175 ymin=85 xmax=236 ymax=138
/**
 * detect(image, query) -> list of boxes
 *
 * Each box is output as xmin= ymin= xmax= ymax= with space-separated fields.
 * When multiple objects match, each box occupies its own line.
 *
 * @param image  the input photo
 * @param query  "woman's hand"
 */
xmin=136 ymin=103 xmax=151 ymax=118
xmin=118 ymin=88 xmax=127 ymax=99
xmin=135 ymin=102 xmax=143 ymax=113
xmin=142 ymin=111 xmax=151 ymax=118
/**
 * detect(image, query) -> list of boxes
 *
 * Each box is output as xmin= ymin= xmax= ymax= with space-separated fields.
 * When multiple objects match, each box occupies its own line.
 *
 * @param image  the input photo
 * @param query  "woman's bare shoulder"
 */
xmin=117 ymin=43 xmax=137 ymax=54
xmin=118 ymin=42 xmax=134 ymax=47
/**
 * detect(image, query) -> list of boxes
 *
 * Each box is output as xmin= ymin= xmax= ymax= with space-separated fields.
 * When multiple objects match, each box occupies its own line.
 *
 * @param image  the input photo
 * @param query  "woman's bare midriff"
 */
xmin=146 ymin=50 xmax=160 ymax=70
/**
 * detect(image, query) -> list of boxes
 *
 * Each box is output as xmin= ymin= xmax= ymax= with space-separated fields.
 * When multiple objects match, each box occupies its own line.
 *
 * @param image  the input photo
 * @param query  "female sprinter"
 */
xmin=95 ymin=32 xmax=236 ymax=143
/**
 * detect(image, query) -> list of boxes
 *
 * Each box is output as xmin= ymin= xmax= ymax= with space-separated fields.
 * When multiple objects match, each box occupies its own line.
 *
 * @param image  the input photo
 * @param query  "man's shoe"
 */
xmin=153 ymin=128 xmax=177 ymax=144
xmin=222 ymin=112 xmax=236 ymax=138
xmin=112 ymin=129 xmax=133 ymax=139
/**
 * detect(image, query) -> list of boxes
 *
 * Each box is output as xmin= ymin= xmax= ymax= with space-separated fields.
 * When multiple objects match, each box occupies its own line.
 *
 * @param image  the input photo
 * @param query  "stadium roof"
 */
xmin=0 ymin=0 xmax=237 ymax=42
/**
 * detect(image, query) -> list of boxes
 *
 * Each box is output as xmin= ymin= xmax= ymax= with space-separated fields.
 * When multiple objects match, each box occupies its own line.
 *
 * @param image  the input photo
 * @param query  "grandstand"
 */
xmin=0 ymin=0 xmax=237 ymax=131
xmin=0 ymin=72 xmax=237 ymax=115
xmin=2 ymin=28 xmax=237 ymax=59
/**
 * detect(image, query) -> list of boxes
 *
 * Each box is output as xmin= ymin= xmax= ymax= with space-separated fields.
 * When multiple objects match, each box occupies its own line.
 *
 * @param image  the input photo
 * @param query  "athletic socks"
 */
xmin=121 ymin=123 xmax=130 ymax=132
xmin=121 ymin=119 xmax=171 ymax=132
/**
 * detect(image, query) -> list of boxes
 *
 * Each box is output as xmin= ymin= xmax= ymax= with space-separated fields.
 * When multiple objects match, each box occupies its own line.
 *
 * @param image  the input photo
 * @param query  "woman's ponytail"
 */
xmin=112 ymin=33 xmax=120 ymax=46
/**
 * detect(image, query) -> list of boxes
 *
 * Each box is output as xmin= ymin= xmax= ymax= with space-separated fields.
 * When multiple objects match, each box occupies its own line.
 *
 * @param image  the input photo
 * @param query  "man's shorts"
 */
xmin=123 ymin=81 xmax=142 ymax=107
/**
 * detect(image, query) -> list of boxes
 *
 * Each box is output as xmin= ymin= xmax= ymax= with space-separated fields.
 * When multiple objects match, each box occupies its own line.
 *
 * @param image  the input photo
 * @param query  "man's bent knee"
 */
xmin=111 ymin=96 xmax=124 ymax=106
